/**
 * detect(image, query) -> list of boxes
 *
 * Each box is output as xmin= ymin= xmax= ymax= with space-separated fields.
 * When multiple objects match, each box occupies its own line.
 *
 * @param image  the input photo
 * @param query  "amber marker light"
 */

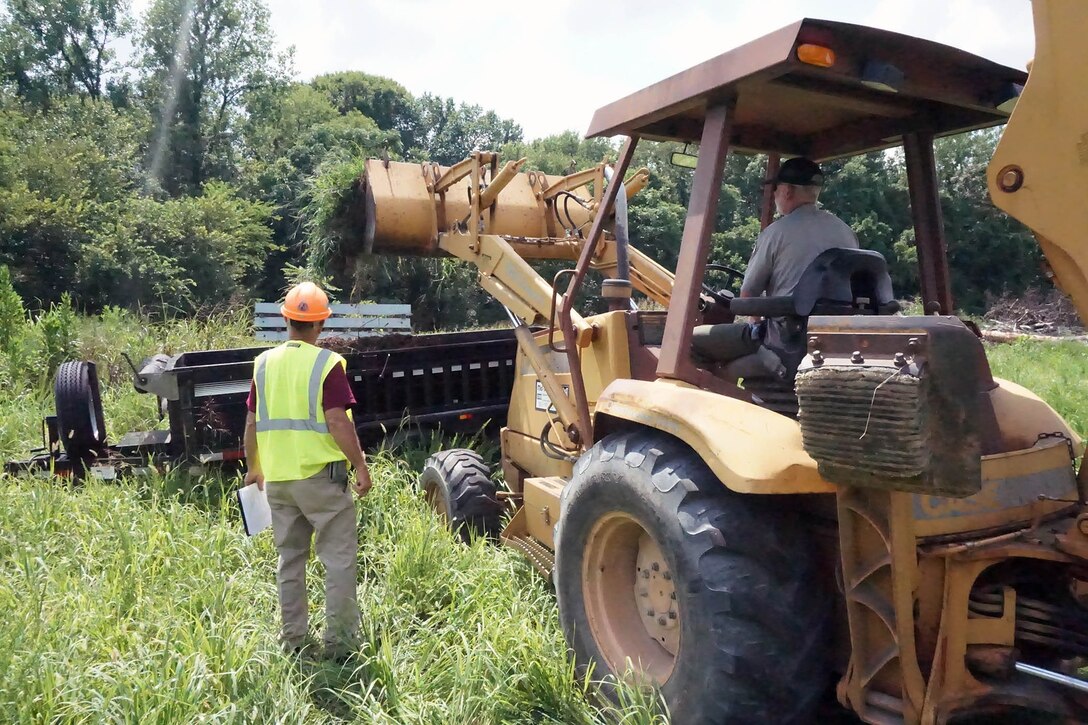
xmin=797 ymin=44 xmax=836 ymax=68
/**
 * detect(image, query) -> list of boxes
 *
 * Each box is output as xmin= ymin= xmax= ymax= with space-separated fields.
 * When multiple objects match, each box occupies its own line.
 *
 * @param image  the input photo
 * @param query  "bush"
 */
xmin=36 ymin=293 xmax=78 ymax=378
xmin=0 ymin=265 xmax=25 ymax=355
xmin=76 ymin=185 xmax=276 ymax=313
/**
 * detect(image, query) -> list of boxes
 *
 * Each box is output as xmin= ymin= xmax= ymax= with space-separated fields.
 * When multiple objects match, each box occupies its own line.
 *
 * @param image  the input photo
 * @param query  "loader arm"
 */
xmin=355 ymin=153 xmax=672 ymax=447
xmin=989 ymin=0 xmax=1088 ymax=323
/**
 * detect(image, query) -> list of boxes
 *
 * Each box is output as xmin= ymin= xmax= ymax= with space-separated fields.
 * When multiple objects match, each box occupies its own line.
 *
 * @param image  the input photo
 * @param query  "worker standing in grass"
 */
xmin=242 ymin=281 xmax=373 ymax=660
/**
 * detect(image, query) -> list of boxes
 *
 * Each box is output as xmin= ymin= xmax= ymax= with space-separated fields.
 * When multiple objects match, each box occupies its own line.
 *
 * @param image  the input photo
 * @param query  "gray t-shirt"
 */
xmin=740 ymin=203 xmax=859 ymax=298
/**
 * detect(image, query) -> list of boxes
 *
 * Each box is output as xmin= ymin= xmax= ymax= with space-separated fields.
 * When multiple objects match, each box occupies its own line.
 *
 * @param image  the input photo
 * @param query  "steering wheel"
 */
xmin=700 ymin=262 xmax=745 ymax=307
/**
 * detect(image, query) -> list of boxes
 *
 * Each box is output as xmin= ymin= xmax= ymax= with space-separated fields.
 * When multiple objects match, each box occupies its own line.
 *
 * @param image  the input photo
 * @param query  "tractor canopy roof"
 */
xmin=586 ymin=18 xmax=1027 ymax=161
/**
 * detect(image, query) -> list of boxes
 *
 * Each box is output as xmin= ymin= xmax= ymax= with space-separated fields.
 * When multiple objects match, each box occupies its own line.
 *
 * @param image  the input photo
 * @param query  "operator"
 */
xmin=692 ymin=157 xmax=858 ymax=368
xmin=242 ymin=281 xmax=373 ymax=660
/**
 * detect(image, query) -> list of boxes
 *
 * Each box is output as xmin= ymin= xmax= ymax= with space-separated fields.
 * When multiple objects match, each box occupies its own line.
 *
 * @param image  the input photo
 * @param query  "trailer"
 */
xmin=7 ymin=328 xmax=518 ymax=478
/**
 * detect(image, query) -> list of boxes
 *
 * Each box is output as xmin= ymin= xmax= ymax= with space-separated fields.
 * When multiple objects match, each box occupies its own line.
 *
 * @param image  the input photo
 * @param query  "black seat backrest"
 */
xmin=727 ymin=247 xmax=897 ymax=318
xmin=792 ymin=247 xmax=896 ymax=316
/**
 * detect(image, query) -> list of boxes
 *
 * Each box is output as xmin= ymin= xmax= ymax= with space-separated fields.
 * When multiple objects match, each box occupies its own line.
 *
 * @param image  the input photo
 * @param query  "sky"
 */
xmin=142 ymin=0 xmax=1037 ymax=141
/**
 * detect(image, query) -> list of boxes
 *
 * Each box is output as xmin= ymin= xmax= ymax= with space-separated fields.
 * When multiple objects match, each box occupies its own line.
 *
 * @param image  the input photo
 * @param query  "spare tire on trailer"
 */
xmin=54 ymin=361 xmax=108 ymax=462
xmin=418 ymin=449 xmax=503 ymax=542
xmin=555 ymin=430 xmax=832 ymax=725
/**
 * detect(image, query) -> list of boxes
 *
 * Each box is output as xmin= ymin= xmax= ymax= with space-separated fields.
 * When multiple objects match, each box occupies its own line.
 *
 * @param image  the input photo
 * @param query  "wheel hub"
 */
xmin=635 ymin=533 xmax=679 ymax=655
xmin=424 ymin=483 xmax=449 ymax=524
xmin=582 ymin=512 xmax=677 ymax=683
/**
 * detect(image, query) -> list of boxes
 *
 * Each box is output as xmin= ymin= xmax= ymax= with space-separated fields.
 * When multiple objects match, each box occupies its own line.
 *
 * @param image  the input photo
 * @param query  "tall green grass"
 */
xmin=0 ymin=454 xmax=666 ymax=723
xmin=0 ymin=308 xmax=667 ymax=723
xmin=986 ymin=338 xmax=1088 ymax=436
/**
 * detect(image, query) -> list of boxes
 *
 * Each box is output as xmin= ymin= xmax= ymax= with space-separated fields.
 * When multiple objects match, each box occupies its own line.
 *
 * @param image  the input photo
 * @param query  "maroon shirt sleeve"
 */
xmin=322 ymin=362 xmax=356 ymax=410
xmin=247 ymin=380 xmax=257 ymax=413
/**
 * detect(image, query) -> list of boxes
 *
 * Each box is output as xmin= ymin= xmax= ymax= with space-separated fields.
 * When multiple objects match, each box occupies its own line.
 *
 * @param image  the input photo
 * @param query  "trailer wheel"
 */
xmin=555 ymin=430 xmax=830 ymax=725
xmin=419 ymin=449 xmax=503 ymax=542
xmin=54 ymin=361 xmax=108 ymax=461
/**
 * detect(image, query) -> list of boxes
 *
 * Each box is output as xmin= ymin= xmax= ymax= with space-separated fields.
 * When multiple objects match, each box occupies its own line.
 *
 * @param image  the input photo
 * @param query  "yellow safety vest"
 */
xmin=253 ymin=341 xmax=350 ymax=482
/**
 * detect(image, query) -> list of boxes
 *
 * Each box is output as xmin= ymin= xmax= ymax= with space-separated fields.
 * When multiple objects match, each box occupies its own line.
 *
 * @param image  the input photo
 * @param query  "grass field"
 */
xmin=0 ymin=311 xmax=1085 ymax=723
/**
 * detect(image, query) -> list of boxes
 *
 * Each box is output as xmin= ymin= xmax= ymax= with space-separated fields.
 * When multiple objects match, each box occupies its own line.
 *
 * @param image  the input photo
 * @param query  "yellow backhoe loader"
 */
xmin=340 ymin=2 xmax=1088 ymax=722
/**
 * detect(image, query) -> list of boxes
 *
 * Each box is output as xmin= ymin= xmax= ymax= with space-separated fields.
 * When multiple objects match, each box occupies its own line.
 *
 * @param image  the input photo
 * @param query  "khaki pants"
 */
xmin=266 ymin=463 xmax=358 ymax=652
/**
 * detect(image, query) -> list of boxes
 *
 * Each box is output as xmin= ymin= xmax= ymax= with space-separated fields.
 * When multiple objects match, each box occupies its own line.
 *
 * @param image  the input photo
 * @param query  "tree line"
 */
xmin=0 ymin=0 xmax=1045 ymax=330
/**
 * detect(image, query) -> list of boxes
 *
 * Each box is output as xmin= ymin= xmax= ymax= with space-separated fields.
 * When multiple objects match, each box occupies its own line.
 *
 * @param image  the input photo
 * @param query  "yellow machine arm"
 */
xmin=989 ymin=0 xmax=1088 ymax=323
xmin=357 ymin=153 xmax=673 ymax=325
xmin=355 ymin=152 xmax=671 ymax=444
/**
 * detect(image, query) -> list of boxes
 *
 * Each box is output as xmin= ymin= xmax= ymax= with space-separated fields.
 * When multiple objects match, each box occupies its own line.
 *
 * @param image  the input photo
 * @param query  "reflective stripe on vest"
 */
xmin=254 ymin=347 xmax=333 ymax=433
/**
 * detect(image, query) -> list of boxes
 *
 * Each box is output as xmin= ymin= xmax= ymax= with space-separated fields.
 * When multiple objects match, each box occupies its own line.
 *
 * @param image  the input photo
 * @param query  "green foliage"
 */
xmin=0 ymin=180 xmax=85 ymax=305
xmin=36 ymin=292 xmax=76 ymax=376
xmin=0 ymin=0 xmax=130 ymax=105
xmin=0 ymin=264 xmax=35 ymax=393
xmin=0 ymin=96 xmax=147 ymax=202
xmin=311 ymin=71 xmax=418 ymax=151
xmin=0 ymin=265 xmax=26 ymax=355
xmin=280 ymin=263 xmax=341 ymax=300
xmin=501 ymin=131 xmax=614 ymax=175
xmin=987 ymin=339 xmax=1088 ymax=436
xmin=301 ymin=157 xmax=368 ymax=276
xmin=140 ymin=0 xmax=288 ymax=194
xmin=73 ymin=183 xmax=276 ymax=312
xmin=935 ymin=130 xmax=1044 ymax=310
xmin=628 ymin=185 xmax=688 ymax=269
xmin=0 ymin=0 xmax=1062 ymax=327
xmin=405 ymin=93 xmax=523 ymax=165
xmin=131 ymin=183 xmax=275 ymax=307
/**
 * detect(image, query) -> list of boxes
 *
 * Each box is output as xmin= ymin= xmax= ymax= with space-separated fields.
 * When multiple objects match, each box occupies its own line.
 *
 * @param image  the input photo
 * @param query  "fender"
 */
xmin=593 ymin=378 xmax=836 ymax=494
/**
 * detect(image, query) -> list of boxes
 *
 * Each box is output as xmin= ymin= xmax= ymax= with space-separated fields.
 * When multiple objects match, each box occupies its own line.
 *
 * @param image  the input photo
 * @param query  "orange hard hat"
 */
xmin=281 ymin=282 xmax=332 ymax=322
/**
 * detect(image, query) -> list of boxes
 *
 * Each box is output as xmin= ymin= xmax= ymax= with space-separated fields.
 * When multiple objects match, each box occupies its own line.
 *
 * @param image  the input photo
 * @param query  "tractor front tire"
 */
xmin=555 ymin=430 xmax=831 ymax=725
xmin=419 ymin=449 xmax=503 ymax=542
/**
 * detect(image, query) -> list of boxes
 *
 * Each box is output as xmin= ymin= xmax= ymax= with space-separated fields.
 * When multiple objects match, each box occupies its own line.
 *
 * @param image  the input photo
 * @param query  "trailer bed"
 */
xmin=7 ymin=329 xmax=519 ymax=476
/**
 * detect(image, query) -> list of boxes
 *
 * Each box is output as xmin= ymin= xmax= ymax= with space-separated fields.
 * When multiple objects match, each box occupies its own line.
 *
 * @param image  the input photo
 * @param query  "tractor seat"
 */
xmin=726 ymin=247 xmax=899 ymax=320
xmin=716 ymin=248 xmax=898 ymax=415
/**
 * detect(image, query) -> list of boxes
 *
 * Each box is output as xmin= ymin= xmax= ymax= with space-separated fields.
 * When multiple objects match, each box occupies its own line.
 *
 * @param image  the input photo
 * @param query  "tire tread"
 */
xmin=556 ymin=430 xmax=830 ymax=725
xmin=420 ymin=448 xmax=502 ymax=541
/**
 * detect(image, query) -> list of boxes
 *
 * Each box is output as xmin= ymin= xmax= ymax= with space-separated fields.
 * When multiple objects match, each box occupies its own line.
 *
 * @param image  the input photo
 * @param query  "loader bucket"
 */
xmin=357 ymin=157 xmax=648 ymax=257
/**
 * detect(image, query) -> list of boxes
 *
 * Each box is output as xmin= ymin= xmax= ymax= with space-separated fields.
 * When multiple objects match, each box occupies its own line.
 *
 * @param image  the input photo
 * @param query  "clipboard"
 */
xmin=237 ymin=483 xmax=272 ymax=536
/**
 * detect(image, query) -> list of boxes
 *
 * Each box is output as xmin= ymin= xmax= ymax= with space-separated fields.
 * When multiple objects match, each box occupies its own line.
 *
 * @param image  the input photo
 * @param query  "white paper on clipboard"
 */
xmin=237 ymin=483 xmax=272 ymax=536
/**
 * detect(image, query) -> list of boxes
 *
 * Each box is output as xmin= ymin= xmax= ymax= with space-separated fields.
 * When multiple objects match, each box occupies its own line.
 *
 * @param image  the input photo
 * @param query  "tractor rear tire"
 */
xmin=54 ymin=360 xmax=107 ymax=462
xmin=555 ymin=430 xmax=831 ymax=725
xmin=419 ymin=449 xmax=503 ymax=542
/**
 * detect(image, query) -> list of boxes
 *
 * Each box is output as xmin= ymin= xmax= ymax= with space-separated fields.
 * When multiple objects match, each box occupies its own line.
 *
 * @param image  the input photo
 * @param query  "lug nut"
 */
xmin=851 ymin=350 xmax=864 ymax=364
xmin=657 ymin=617 xmax=667 ymax=626
xmin=893 ymin=352 xmax=907 ymax=368
xmin=651 ymin=562 xmax=660 ymax=572
xmin=641 ymin=570 xmax=650 ymax=579
xmin=668 ymin=611 xmax=677 ymax=620
xmin=811 ymin=349 xmax=824 ymax=365
xmin=662 ymin=571 xmax=672 ymax=581
xmin=670 ymin=592 xmax=676 ymax=600
xmin=646 ymin=609 xmax=655 ymax=617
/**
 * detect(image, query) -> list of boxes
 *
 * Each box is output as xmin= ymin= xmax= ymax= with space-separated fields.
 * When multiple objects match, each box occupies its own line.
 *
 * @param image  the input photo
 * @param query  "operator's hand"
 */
xmin=352 ymin=468 xmax=373 ymax=498
xmin=244 ymin=469 xmax=265 ymax=491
